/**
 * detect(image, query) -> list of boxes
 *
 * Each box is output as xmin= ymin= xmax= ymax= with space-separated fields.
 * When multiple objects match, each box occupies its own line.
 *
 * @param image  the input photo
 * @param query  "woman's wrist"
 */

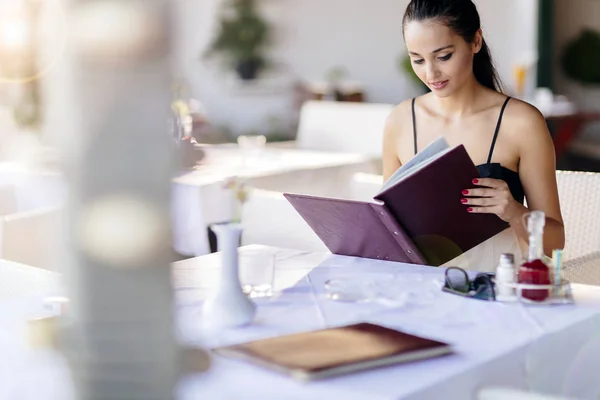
xmin=508 ymin=203 xmax=528 ymax=227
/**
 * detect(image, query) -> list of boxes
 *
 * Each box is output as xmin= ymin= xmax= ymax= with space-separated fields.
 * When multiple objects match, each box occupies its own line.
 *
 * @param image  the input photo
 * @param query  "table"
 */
xmin=173 ymin=246 xmax=600 ymax=400
xmin=172 ymin=146 xmax=379 ymax=256
xmin=0 ymin=258 xmax=60 ymax=300
xmin=2 ymin=246 xmax=600 ymax=399
xmin=0 ymin=163 xmax=65 ymax=212
xmin=2 ymin=145 xmax=379 ymax=258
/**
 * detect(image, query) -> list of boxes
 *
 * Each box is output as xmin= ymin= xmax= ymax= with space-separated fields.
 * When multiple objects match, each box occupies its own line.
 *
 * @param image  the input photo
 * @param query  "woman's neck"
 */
xmin=432 ymin=76 xmax=483 ymax=120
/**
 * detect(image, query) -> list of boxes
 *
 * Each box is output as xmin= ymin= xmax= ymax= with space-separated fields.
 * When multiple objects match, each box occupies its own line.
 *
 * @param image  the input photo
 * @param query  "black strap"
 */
xmin=412 ymin=98 xmax=417 ymax=155
xmin=486 ymin=97 xmax=511 ymax=164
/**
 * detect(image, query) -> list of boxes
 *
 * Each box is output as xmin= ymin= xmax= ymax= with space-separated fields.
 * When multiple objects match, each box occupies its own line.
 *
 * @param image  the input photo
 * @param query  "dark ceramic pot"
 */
xmin=235 ymin=59 xmax=262 ymax=80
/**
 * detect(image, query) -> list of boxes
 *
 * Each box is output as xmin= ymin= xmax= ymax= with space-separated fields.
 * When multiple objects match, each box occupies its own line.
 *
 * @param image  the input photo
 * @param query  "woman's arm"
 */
xmin=465 ymin=102 xmax=564 ymax=256
xmin=509 ymin=104 xmax=564 ymax=256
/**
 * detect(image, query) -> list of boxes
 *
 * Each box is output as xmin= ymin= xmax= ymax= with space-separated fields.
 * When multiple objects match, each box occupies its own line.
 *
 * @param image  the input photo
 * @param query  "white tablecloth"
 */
xmin=0 ymin=163 xmax=65 ymax=212
xmin=1 ymin=247 xmax=600 ymax=399
xmin=173 ymin=246 xmax=600 ymax=400
xmin=172 ymin=146 xmax=379 ymax=256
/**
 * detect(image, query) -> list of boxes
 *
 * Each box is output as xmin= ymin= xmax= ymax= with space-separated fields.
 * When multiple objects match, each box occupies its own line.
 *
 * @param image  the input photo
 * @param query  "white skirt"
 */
xmin=441 ymin=227 xmax=525 ymax=273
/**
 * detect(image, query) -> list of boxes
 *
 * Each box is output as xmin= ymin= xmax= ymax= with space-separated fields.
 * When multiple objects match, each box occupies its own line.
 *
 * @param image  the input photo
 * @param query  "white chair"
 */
xmin=287 ymin=100 xmax=394 ymax=158
xmin=0 ymin=206 xmax=63 ymax=270
xmin=555 ymin=170 xmax=600 ymax=285
xmin=556 ymin=170 xmax=600 ymax=262
xmin=241 ymin=189 xmax=328 ymax=252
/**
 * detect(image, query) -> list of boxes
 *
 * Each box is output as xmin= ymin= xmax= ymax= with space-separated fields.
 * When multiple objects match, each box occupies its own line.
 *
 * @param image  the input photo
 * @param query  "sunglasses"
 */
xmin=442 ymin=267 xmax=496 ymax=301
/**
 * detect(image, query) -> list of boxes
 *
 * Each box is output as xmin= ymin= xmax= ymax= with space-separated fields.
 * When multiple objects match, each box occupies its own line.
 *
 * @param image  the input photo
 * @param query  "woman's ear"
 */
xmin=473 ymin=29 xmax=483 ymax=54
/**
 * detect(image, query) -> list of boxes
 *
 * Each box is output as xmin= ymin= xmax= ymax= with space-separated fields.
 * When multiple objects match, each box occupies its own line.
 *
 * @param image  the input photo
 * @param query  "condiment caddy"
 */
xmin=493 ymin=211 xmax=573 ymax=306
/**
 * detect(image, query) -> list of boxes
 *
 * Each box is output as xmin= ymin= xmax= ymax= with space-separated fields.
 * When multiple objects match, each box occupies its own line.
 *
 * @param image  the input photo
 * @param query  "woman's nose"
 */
xmin=426 ymin=64 xmax=442 ymax=81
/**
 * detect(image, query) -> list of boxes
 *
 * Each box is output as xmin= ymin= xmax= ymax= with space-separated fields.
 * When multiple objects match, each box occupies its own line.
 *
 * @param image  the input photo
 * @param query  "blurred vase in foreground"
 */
xmin=203 ymin=223 xmax=256 ymax=328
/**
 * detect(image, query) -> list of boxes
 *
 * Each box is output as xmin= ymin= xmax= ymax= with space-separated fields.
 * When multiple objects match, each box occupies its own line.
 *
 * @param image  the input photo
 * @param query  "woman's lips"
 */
xmin=430 ymin=80 xmax=449 ymax=90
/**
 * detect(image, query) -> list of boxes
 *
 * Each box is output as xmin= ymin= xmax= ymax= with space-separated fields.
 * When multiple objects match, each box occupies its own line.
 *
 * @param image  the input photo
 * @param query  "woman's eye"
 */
xmin=438 ymin=53 xmax=453 ymax=61
xmin=412 ymin=59 xmax=424 ymax=65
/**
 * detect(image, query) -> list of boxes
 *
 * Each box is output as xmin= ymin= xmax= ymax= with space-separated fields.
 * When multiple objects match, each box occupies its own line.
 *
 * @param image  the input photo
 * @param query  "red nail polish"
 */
xmin=472 ymin=179 xmax=479 ymax=184
xmin=461 ymin=198 xmax=468 ymax=203
xmin=467 ymin=208 xmax=473 ymax=212
xmin=462 ymin=190 xmax=469 ymax=195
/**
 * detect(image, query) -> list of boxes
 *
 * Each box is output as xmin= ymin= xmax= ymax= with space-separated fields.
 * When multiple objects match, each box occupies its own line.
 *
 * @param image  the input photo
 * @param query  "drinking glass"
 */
xmin=239 ymin=249 xmax=275 ymax=298
xmin=237 ymin=134 xmax=266 ymax=166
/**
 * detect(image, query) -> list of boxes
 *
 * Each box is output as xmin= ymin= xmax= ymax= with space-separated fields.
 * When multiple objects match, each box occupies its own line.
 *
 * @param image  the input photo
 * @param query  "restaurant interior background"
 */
xmin=182 ymin=0 xmax=600 ymax=171
xmin=1 ymin=0 xmax=599 ymax=170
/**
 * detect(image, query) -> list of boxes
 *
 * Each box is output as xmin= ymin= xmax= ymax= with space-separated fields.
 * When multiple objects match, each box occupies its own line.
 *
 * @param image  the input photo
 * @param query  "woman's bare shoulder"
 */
xmin=384 ymin=97 xmax=418 ymax=139
xmin=389 ymin=98 xmax=413 ymax=122
xmin=502 ymin=98 xmax=551 ymax=144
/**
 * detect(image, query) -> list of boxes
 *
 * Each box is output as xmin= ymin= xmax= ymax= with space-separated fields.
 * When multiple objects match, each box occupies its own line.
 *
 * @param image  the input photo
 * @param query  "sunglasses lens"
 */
xmin=472 ymin=275 xmax=495 ymax=300
xmin=446 ymin=268 xmax=469 ymax=292
xmin=472 ymin=283 xmax=494 ymax=300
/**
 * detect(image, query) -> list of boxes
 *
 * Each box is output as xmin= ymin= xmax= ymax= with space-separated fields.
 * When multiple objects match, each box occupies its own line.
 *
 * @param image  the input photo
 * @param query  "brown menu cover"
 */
xmin=212 ymin=322 xmax=453 ymax=381
xmin=284 ymin=145 xmax=508 ymax=266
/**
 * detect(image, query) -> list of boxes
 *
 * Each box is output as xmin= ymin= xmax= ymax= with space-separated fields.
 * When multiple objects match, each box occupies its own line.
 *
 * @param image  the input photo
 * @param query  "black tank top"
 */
xmin=411 ymin=96 xmax=525 ymax=204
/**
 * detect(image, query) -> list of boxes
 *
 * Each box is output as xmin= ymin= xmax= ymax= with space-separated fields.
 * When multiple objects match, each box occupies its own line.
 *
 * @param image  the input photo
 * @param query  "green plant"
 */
xmin=204 ymin=0 xmax=271 ymax=77
xmin=561 ymin=29 xmax=600 ymax=85
xmin=399 ymin=54 xmax=419 ymax=85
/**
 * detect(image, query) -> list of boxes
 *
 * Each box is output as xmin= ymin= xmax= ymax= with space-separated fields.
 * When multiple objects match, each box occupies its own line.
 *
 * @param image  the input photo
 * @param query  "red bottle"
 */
xmin=518 ymin=211 xmax=550 ymax=301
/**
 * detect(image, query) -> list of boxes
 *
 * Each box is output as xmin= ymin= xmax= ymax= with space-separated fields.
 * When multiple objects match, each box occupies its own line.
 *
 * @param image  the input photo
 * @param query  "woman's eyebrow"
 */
xmin=408 ymin=45 xmax=454 ymax=56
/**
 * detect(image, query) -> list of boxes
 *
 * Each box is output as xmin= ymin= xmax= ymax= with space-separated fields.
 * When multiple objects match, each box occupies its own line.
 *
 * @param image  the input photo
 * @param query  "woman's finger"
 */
xmin=461 ymin=197 xmax=497 ymax=206
xmin=462 ymin=188 xmax=497 ymax=197
xmin=471 ymin=178 xmax=508 ymax=189
xmin=466 ymin=205 xmax=500 ymax=214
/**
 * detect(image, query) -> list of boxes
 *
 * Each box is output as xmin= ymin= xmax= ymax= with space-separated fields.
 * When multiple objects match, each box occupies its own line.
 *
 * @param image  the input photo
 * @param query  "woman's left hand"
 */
xmin=461 ymin=178 xmax=526 ymax=223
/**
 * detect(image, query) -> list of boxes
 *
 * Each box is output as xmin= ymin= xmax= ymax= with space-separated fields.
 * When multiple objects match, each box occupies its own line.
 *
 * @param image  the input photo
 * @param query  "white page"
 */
xmin=380 ymin=136 xmax=450 ymax=192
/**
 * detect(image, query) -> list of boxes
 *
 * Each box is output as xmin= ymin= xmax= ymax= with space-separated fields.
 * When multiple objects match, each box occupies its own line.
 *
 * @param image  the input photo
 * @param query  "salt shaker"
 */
xmin=495 ymin=253 xmax=516 ymax=297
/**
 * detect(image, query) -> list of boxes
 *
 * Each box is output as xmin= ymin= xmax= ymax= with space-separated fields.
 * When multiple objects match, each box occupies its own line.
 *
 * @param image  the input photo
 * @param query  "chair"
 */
xmin=282 ymin=100 xmax=395 ymax=158
xmin=0 ymin=207 xmax=63 ymax=270
xmin=240 ymin=189 xmax=328 ymax=252
xmin=556 ymin=170 xmax=600 ymax=262
xmin=555 ymin=170 xmax=600 ymax=285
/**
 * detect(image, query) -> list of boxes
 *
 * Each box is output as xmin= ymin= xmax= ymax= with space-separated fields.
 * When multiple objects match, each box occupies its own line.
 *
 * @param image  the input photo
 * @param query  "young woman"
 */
xmin=383 ymin=0 xmax=564 ymax=271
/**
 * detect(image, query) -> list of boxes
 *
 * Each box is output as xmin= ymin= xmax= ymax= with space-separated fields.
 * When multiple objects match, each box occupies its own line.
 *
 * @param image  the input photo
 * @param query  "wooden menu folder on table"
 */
xmin=213 ymin=322 xmax=453 ymax=382
xmin=284 ymin=137 xmax=508 ymax=266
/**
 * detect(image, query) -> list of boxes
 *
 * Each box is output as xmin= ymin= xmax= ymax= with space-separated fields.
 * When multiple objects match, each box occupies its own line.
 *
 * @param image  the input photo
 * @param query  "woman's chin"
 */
xmin=431 ymin=85 xmax=454 ymax=98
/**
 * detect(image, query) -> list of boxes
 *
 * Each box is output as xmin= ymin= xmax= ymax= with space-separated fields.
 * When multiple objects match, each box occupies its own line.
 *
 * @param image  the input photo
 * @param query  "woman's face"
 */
xmin=404 ymin=19 xmax=481 ymax=97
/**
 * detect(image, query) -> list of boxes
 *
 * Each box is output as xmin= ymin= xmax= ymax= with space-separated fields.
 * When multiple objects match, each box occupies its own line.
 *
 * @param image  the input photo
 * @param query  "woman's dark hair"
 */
xmin=403 ymin=0 xmax=503 ymax=92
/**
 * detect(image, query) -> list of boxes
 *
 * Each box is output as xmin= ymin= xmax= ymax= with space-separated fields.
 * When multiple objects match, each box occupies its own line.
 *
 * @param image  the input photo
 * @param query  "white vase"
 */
xmin=202 ymin=223 xmax=256 ymax=328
